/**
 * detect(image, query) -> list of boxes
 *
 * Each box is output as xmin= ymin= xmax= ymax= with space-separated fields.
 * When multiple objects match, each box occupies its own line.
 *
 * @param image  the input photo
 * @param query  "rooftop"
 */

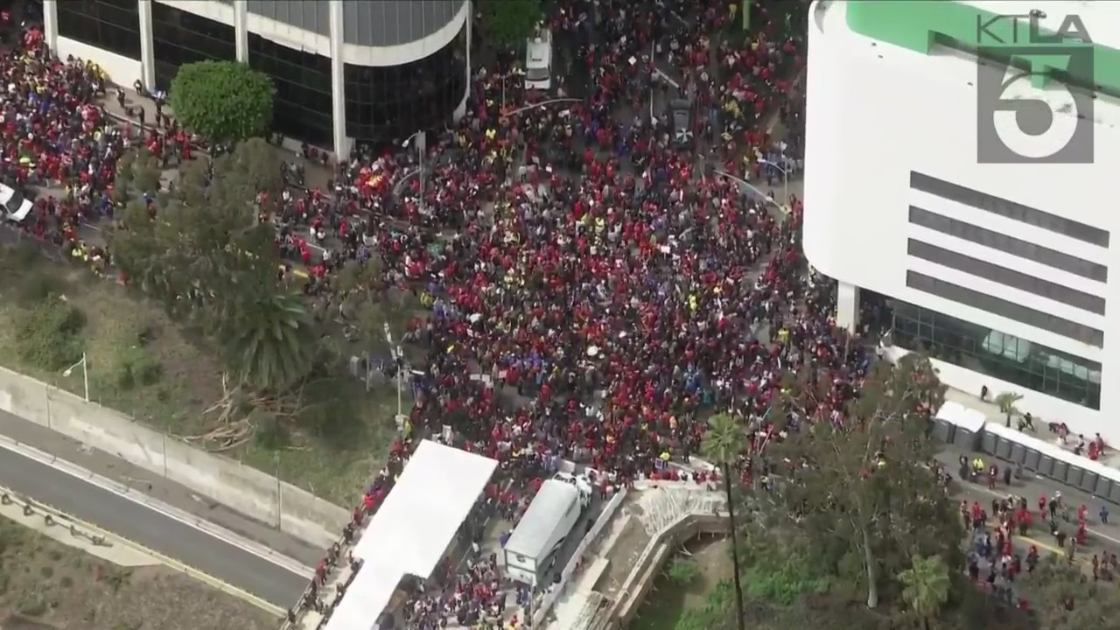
xmin=233 ymin=0 xmax=466 ymax=47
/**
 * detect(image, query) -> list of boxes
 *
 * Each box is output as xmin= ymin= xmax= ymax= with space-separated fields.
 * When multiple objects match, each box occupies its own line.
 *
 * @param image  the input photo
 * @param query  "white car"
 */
xmin=0 ymin=182 xmax=33 ymax=222
xmin=525 ymin=28 xmax=552 ymax=91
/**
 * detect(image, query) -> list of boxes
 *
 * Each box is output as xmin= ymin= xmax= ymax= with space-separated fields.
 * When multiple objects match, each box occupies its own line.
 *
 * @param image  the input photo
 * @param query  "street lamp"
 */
xmin=756 ymin=158 xmax=790 ymax=207
xmin=402 ymin=131 xmax=426 ymax=214
xmin=63 ymin=353 xmax=89 ymax=402
xmin=382 ymin=323 xmax=405 ymax=426
xmin=712 ymin=168 xmax=784 ymax=216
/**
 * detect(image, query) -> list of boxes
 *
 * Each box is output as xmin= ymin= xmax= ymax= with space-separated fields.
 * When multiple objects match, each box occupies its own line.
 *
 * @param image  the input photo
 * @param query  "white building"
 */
xmin=805 ymin=1 xmax=1120 ymax=441
xmin=36 ymin=0 xmax=472 ymax=155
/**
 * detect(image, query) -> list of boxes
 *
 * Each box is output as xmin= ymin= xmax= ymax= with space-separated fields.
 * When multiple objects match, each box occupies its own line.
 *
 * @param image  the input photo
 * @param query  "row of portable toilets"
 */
xmin=932 ymin=416 xmax=1120 ymax=505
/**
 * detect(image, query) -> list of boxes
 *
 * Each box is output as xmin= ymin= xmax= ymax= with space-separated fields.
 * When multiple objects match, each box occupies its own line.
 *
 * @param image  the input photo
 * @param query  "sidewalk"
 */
xmin=0 ymin=408 xmax=323 ymax=565
xmin=942 ymin=387 xmax=1120 ymax=469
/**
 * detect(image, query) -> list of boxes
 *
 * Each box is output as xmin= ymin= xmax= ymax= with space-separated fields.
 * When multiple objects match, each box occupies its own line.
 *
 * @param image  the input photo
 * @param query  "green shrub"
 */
xmin=112 ymin=346 xmax=163 ymax=390
xmin=170 ymin=60 xmax=274 ymax=143
xmin=18 ymin=594 xmax=48 ymax=616
xmin=16 ymin=269 xmax=65 ymax=304
xmin=15 ymin=302 xmax=86 ymax=370
xmin=742 ymin=545 xmax=832 ymax=605
xmin=252 ymin=410 xmax=290 ymax=451
xmin=666 ymin=556 xmax=701 ymax=586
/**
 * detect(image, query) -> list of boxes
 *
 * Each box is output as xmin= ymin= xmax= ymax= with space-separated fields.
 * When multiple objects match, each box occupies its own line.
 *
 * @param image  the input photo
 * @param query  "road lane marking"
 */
xmin=0 ymin=435 xmax=315 ymax=579
xmin=0 ymin=484 xmax=286 ymax=616
xmin=966 ymin=481 xmax=1120 ymax=548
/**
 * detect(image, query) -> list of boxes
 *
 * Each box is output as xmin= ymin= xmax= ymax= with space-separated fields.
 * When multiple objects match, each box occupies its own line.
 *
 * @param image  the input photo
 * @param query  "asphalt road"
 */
xmin=936 ymin=444 xmax=1120 ymax=562
xmin=0 ymin=445 xmax=309 ymax=608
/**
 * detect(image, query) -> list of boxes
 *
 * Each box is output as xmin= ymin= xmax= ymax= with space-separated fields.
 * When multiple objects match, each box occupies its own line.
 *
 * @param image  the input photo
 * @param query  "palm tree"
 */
xmin=994 ymin=392 xmax=1024 ymax=428
xmin=898 ymin=554 xmax=951 ymax=630
xmin=221 ymin=291 xmax=318 ymax=393
xmin=701 ymin=412 xmax=748 ymax=630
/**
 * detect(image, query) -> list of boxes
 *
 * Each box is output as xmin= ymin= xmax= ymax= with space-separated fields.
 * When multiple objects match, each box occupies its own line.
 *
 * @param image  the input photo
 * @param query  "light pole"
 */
xmin=757 ymin=158 xmax=789 ymax=206
xmin=712 ymin=168 xmax=785 ymax=215
xmin=402 ymin=131 xmax=426 ymax=214
xmin=502 ymin=98 xmax=582 ymax=117
xmin=63 ymin=353 xmax=89 ymax=402
xmin=382 ymin=323 xmax=405 ymax=426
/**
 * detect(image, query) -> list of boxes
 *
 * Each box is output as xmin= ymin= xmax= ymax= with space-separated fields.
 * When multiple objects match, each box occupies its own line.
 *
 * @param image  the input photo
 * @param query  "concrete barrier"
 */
xmin=606 ymin=513 xmax=731 ymax=629
xmin=0 ymin=366 xmax=347 ymax=548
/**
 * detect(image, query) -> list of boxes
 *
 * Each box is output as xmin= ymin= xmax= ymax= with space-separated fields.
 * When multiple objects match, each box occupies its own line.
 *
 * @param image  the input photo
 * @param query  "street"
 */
xmin=935 ymin=444 xmax=1120 ymax=566
xmin=0 ymin=411 xmax=311 ymax=608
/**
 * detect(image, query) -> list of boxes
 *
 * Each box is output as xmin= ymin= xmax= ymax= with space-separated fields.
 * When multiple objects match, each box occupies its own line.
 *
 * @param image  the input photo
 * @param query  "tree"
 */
xmin=220 ymin=291 xmax=318 ymax=393
xmin=109 ymin=140 xmax=313 ymax=391
xmin=994 ymin=392 xmax=1023 ymax=428
xmin=170 ymin=61 xmax=274 ymax=144
xmin=767 ymin=354 xmax=956 ymax=609
xmin=701 ymin=412 xmax=747 ymax=630
xmin=1017 ymin=556 xmax=1120 ymax=630
xmin=898 ymin=555 xmax=951 ymax=630
xmin=479 ymin=0 xmax=542 ymax=50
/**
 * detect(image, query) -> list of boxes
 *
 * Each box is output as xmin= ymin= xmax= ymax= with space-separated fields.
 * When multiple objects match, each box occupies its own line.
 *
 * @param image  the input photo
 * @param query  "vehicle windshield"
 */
xmin=3 ymin=188 xmax=25 ymax=213
xmin=525 ymin=66 xmax=549 ymax=81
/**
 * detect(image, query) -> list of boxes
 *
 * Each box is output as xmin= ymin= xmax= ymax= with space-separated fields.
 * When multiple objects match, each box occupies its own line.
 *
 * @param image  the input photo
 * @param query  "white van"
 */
xmin=525 ymin=27 xmax=552 ymax=91
xmin=0 ymin=183 xmax=33 ymax=222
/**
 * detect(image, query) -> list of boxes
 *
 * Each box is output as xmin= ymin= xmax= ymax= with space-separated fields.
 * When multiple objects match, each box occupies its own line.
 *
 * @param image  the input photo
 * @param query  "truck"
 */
xmin=503 ymin=472 xmax=593 ymax=587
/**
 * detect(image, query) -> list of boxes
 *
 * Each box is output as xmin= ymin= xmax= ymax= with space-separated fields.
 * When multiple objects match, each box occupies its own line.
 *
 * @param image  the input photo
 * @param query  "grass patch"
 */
xmin=0 ymin=248 xmax=408 ymax=506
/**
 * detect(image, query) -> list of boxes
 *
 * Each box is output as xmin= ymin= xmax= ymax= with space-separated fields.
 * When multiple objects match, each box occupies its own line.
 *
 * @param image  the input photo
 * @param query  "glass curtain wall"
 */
xmin=343 ymin=27 xmax=467 ymax=143
xmin=152 ymin=3 xmax=237 ymax=90
xmin=57 ymin=0 xmax=141 ymax=61
xmin=247 ymin=33 xmax=333 ymax=146
xmin=890 ymin=300 xmax=1102 ymax=409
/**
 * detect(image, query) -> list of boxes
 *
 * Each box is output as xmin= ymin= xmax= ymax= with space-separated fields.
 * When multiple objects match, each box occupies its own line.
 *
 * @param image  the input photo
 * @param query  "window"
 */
xmin=906 ymin=239 xmax=1106 ymax=314
xmin=910 ymin=171 xmax=1109 ymax=247
xmin=908 ymin=207 xmax=1108 ymax=282
xmin=906 ymin=271 xmax=1104 ymax=346
xmin=344 ymin=27 xmax=467 ymax=142
xmin=57 ymin=0 xmax=142 ymax=61
xmin=247 ymin=34 xmax=332 ymax=146
xmin=890 ymin=301 xmax=1101 ymax=409
xmin=151 ymin=4 xmax=237 ymax=90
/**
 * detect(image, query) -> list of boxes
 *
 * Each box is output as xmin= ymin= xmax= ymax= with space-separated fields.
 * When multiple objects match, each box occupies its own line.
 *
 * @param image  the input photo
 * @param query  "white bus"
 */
xmin=525 ymin=27 xmax=552 ymax=91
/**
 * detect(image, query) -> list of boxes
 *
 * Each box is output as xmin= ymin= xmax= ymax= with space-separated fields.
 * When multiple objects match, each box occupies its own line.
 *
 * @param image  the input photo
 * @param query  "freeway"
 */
xmin=0 ymin=444 xmax=310 ymax=609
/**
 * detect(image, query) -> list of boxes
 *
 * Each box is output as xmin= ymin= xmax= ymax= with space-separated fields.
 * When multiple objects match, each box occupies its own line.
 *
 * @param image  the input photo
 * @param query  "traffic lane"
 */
xmin=936 ymin=449 xmax=1120 ymax=555
xmin=0 ymin=448 xmax=308 ymax=607
xmin=0 ymin=409 xmax=324 ymax=567
xmin=955 ymin=480 xmax=1105 ymax=575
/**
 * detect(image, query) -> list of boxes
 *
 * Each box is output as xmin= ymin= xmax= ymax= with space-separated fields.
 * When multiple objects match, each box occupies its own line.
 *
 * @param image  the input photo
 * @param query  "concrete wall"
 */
xmin=606 ymin=514 xmax=731 ymax=629
xmin=56 ymin=37 xmax=143 ymax=86
xmin=0 ymin=366 xmax=347 ymax=548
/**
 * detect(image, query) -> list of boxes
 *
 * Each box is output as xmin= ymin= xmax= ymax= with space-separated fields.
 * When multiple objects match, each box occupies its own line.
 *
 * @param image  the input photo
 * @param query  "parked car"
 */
xmin=670 ymin=98 xmax=695 ymax=148
xmin=0 ymin=182 xmax=33 ymax=222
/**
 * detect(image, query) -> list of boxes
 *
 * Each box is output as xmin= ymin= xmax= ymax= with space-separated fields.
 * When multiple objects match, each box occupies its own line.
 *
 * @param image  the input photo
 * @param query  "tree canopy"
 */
xmin=109 ymin=139 xmax=315 ymax=394
xmin=169 ymin=61 xmax=274 ymax=144
xmin=760 ymin=354 xmax=957 ymax=609
xmin=1017 ymin=556 xmax=1120 ymax=630
xmin=479 ymin=0 xmax=543 ymax=49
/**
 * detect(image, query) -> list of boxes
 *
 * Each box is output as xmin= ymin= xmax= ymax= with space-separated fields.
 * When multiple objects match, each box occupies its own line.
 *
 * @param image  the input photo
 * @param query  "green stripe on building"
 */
xmin=844 ymin=0 xmax=1120 ymax=93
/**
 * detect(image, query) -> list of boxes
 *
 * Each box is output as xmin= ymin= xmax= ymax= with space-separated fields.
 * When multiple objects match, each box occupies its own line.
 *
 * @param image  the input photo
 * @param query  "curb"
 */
xmin=0 ymin=434 xmax=314 ymax=579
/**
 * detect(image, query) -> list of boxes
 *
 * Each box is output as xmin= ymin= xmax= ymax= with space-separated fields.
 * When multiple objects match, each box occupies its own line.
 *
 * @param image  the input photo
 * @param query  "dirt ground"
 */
xmin=0 ymin=243 xmax=402 ymax=506
xmin=628 ymin=537 xmax=734 ymax=630
xmin=0 ymin=516 xmax=277 ymax=630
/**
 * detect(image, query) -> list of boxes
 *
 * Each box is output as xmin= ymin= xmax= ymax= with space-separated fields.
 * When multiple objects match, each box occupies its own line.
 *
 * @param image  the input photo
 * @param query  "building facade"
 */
xmin=41 ymin=0 xmax=471 ymax=154
xmin=805 ymin=1 xmax=1120 ymax=441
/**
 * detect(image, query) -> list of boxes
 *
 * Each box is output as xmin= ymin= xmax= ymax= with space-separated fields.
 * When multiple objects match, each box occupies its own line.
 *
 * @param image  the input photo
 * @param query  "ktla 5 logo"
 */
xmin=975 ymin=13 xmax=1095 ymax=164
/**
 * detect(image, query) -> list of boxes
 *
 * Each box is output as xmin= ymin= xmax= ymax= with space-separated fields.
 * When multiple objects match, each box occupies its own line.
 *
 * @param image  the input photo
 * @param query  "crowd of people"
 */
xmin=0 ymin=4 xmax=882 ymax=628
